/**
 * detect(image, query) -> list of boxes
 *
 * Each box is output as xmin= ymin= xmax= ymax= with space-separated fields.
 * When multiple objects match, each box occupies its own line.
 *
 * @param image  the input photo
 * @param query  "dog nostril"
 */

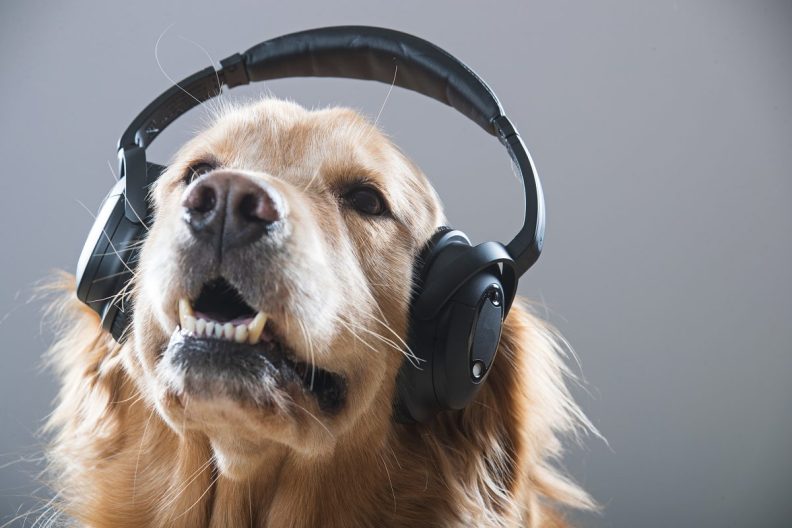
xmin=185 ymin=185 xmax=217 ymax=214
xmin=238 ymin=191 xmax=280 ymax=223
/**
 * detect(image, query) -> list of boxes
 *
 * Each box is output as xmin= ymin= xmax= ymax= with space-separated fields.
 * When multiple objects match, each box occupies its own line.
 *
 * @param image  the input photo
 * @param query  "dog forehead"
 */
xmin=186 ymin=101 xmax=405 ymax=187
xmin=207 ymin=102 xmax=378 ymax=158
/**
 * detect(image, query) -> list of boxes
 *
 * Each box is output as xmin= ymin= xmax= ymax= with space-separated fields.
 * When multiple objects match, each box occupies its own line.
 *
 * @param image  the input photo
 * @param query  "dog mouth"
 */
xmin=165 ymin=277 xmax=346 ymax=413
xmin=179 ymin=277 xmax=269 ymax=345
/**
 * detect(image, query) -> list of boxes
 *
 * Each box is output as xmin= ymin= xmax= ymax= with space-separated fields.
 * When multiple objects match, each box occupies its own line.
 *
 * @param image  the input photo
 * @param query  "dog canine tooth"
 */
xmin=247 ymin=312 xmax=268 ymax=344
xmin=196 ymin=318 xmax=206 ymax=336
xmin=183 ymin=315 xmax=196 ymax=334
xmin=234 ymin=324 xmax=248 ymax=343
xmin=223 ymin=323 xmax=234 ymax=340
xmin=178 ymin=298 xmax=193 ymax=327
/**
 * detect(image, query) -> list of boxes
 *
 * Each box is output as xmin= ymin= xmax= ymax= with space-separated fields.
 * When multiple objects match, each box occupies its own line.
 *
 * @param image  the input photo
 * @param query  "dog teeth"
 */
xmin=247 ymin=311 xmax=268 ymax=344
xmin=234 ymin=325 xmax=248 ymax=343
xmin=177 ymin=298 xmax=270 ymax=345
xmin=179 ymin=298 xmax=194 ymax=320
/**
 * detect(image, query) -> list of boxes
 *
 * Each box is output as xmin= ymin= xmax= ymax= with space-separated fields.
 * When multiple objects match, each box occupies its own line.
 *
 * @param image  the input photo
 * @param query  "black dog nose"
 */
xmin=182 ymin=171 xmax=283 ymax=251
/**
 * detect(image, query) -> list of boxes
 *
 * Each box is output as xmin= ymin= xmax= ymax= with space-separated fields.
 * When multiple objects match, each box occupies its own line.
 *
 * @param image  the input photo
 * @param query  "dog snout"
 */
xmin=182 ymin=171 xmax=283 ymax=251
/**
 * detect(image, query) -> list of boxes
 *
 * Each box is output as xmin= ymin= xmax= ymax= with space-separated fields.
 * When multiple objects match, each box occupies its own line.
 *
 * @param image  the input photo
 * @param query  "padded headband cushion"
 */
xmin=241 ymin=26 xmax=505 ymax=134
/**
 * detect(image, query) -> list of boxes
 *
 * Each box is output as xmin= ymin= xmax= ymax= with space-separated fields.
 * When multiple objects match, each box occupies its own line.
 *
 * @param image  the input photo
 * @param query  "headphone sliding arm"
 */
xmin=493 ymin=116 xmax=546 ymax=276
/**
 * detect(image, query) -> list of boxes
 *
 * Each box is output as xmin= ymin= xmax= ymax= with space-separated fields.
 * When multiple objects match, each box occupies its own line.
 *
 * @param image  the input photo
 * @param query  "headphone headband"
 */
xmin=241 ymin=26 xmax=504 ymax=133
xmin=117 ymin=25 xmax=544 ymax=276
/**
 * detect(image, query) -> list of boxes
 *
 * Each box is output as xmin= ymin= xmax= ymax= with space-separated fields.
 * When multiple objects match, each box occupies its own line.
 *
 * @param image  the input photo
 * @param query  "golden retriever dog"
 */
xmin=45 ymin=98 xmax=595 ymax=527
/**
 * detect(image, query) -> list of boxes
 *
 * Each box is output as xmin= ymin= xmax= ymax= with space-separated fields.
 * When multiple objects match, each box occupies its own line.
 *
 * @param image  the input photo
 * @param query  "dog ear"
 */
xmin=42 ymin=273 xmax=218 ymax=527
xmin=42 ymin=272 xmax=152 ymax=401
xmin=42 ymin=273 xmax=122 ymax=403
xmin=438 ymin=300 xmax=596 ymax=522
xmin=42 ymin=272 xmax=129 ymax=476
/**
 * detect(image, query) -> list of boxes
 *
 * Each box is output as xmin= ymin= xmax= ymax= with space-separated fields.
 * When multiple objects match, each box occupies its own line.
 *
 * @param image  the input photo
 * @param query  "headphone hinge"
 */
xmin=220 ymin=53 xmax=250 ymax=88
xmin=492 ymin=115 xmax=518 ymax=144
xmin=118 ymin=146 xmax=149 ymax=224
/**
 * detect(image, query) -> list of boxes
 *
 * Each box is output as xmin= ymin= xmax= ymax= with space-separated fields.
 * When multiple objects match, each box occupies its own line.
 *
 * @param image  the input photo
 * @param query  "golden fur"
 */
xmin=44 ymin=99 xmax=594 ymax=527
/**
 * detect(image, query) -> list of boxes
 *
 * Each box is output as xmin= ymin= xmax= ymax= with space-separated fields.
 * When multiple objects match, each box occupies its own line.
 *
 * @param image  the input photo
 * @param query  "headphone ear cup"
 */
xmin=395 ymin=228 xmax=506 ymax=423
xmin=76 ymin=177 xmax=146 ymax=341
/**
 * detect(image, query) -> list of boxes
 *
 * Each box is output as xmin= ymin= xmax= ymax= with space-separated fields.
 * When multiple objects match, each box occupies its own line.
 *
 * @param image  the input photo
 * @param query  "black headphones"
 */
xmin=75 ymin=26 xmax=545 ymax=424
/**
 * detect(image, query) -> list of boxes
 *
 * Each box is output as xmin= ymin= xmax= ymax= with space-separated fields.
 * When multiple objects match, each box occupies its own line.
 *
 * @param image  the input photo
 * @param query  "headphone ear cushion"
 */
xmin=395 ymin=227 xmax=463 ymax=423
xmin=412 ymin=226 xmax=454 ymax=285
xmin=109 ymin=307 xmax=132 ymax=342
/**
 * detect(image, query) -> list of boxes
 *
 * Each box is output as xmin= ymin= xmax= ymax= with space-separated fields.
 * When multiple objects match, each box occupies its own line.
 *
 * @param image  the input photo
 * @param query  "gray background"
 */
xmin=1 ymin=1 xmax=790 ymax=526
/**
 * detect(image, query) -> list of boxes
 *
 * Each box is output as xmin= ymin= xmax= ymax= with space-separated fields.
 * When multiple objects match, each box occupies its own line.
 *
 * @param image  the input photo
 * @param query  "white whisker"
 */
xmin=373 ymin=64 xmax=398 ymax=130
xmin=132 ymin=406 xmax=157 ymax=502
xmin=154 ymin=24 xmax=205 ymax=108
xmin=378 ymin=453 xmax=397 ymax=512
xmin=172 ymin=466 xmax=220 ymax=520
xmin=291 ymin=400 xmax=335 ymax=439
xmin=338 ymin=315 xmax=422 ymax=368
xmin=158 ymin=456 xmax=214 ymax=513
xmin=74 ymin=199 xmax=140 ymax=278
xmin=177 ymin=34 xmax=222 ymax=95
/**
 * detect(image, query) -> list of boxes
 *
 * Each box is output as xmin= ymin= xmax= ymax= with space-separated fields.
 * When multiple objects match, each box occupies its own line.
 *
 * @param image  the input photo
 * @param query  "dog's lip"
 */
xmin=165 ymin=328 xmax=347 ymax=414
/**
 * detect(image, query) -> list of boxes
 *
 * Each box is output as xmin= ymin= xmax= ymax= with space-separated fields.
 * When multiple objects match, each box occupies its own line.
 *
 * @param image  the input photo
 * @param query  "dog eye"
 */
xmin=183 ymin=162 xmax=215 ymax=185
xmin=345 ymin=186 xmax=387 ymax=216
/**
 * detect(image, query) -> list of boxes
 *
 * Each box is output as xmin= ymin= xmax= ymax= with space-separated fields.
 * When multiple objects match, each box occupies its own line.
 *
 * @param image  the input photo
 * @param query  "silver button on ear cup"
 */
xmin=471 ymin=360 xmax=486 ymax=380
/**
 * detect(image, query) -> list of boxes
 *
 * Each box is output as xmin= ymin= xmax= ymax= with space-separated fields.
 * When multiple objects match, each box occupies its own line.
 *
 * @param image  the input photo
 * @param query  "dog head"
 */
xmin=130 ymin=99 xmax=443 ymax=477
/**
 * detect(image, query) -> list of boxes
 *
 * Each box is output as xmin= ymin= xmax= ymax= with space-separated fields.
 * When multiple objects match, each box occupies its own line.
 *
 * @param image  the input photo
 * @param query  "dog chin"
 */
xmin=209 ymin=433 xmax=289 ymax=480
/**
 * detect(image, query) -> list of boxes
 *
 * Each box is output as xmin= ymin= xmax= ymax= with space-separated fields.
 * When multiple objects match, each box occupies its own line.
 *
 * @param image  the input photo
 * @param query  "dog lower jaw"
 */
xmin=161 ymin=327 xmax=347 ymax=414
